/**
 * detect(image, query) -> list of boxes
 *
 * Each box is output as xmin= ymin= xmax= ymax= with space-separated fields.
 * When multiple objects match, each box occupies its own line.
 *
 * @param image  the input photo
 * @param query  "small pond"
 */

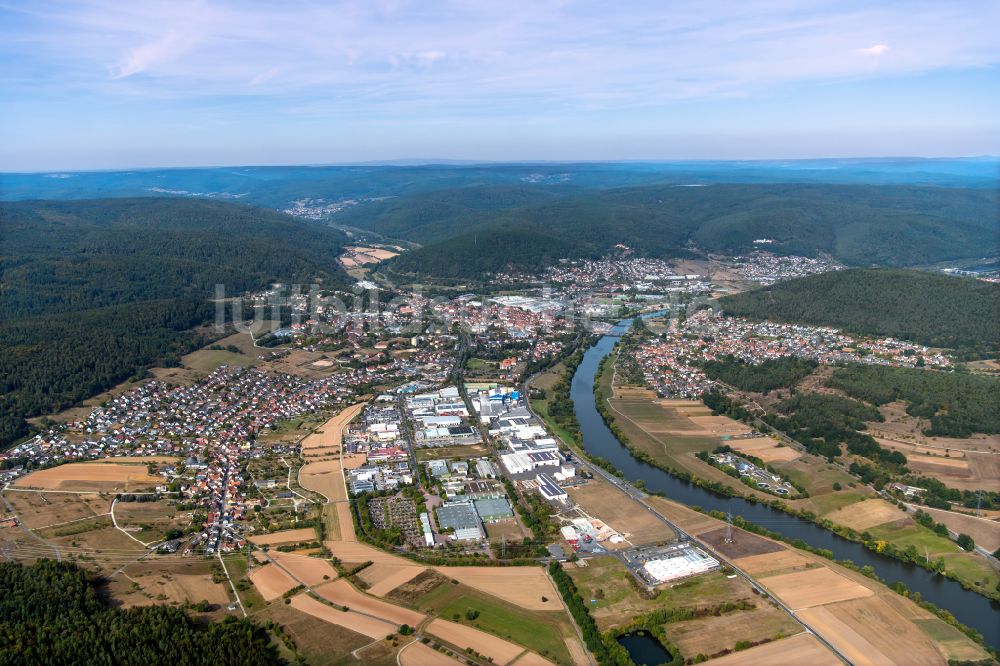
xmin=616 ymin=630 xmax=672 ymax=666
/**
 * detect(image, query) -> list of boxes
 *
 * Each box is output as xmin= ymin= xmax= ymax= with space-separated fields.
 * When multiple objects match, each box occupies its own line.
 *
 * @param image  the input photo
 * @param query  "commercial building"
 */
xmin=474 ymin=497 xmax=514 ymax=522
xmin=537 ymin=473 xmax=568 ymax=503
xmin=436 ymin=501 xmax=484 ymax=541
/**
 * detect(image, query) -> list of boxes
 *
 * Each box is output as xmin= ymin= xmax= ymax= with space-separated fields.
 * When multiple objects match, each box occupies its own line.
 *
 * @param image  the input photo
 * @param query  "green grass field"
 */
xmin=466 ymin=357 xmax=498 ymax=372
xmin=182 ymin=349 xmax=257 ymax=373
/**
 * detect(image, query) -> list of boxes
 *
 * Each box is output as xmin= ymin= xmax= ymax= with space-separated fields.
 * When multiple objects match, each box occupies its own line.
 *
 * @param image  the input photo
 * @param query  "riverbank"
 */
xmin=529 ymin=367 xmax=994 ymax=663
xmin=565 ymin=322 xmax=1000 ymax=653
xmin=594 ymin=339 xmax=1000 ymax=605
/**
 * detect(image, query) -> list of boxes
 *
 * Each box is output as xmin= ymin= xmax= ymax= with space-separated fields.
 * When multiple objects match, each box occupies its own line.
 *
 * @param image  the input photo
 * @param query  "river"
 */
xmin=570 ymin=318 xmax=1000 ymax=650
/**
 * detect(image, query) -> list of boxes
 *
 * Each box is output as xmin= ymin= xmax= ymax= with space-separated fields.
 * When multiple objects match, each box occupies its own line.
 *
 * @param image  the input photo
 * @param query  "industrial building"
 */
xmin=474 ymin=497 xmax=514 ymax=522
xmin=436 ymin=501 xmax=484 ymax=541
xmin=537 ymin=473 xmax=568 ymax=503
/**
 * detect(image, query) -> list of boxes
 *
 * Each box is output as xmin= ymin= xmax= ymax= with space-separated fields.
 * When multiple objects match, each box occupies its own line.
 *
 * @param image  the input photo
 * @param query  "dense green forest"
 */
xmin=2 ymin=197 xmax=349 ymax=318
xmin=381 ymin=184 xmax=996 ymax=278
xmin=827 ymin=365 xmax=1000 ymax=437
xmin=0 ymin=198 xmax=349 ymax=447
xmin=0 ymin=559 xmax=280 ymax=665
xmin=702 ymin=356 xmax=817 ymax=393
xmin=763 ymin=393 xmax=906 ymax=467
xmin=720 ymin=269 xmax=1000 ymax=351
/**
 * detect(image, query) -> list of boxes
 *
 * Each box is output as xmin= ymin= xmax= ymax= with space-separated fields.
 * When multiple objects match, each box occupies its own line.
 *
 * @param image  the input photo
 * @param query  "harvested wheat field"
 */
xmin=728 ymin=438 xmax=801 ymax=463
xmin=760 ymin=568 xmax=873 ymax=610
xmin=326 ymin=540 xmax=418 ymax=566
xmin=800 ymin=596 xmax=955 ymax=666
xmin=358 ymin=563 xmax=426 ymax=597
xmin=249 ymin=563 xmax=299 ymax=601
xmin=431 ymin=566 xmax=558 ymax=611
xmin=733 ymin=549 xmax=814 ymax=577
xmin=298 ymin=460 xmax=347 ymax=502
xmin=916 ymin=506 xmax=1000 ymax=552
xmin=563 ymin=637 xmax=589 ymax=666
xmin=249 ymin=527 xmax=317 ymax=546
xmin=425 ymin=619 xmax=525 ymax=664
xmin=654 ymin=399 xmax=713 ymax=415
xmin=645 ymin=496 xmax=720 ymax=535
xmin=13 ymin=463 xmax=162 ymax=492
xmin=267 ymin=551 xmax=338 ymax=586
xmin=687 ymin=415 xmax=753 ymax=435
xmin=823 ymin=499 xmax=908 ymax=531
xmin=340 ymin=453 xmax=368 ymax=470
xmin=289 ymin=592 xmax=397 ymax=639
xmin=399 ymin=641 xmax=464 ymax=666
xmin=313 ymin=579 xmax=424 ymax=626
xmin=614 ymin=387 xmax=658 ymax=399
xmin=510 ymin=651 xmax=556 ymax=666
xmin=701 ymin=632 xmax=839 ymax=666
xmin=300 ymin=403 xmax=365 ymax=455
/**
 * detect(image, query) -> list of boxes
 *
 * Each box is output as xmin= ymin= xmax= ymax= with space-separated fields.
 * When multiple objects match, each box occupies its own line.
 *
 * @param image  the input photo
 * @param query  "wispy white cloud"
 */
xmin=3 ymin=0 xmax=998 ymax=112
xmin=112 ymin=30 xmax=196 ymax=78
xmin=860 ymin=44 xmax=890 ymax=57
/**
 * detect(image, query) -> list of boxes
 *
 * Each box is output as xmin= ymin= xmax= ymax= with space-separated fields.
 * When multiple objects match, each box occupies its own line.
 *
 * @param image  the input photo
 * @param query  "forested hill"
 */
xmin=0 ymin=197 xmax=349 ymax=447
xmin=719 ymin=269 xmax=1000 ymax=352
xmin=1 ymin=197 xmax=349 ymax=318
xmin=0 ymin=559 xmax=281 ymax=665
xmin=380 ymin=183 xmax=997 ymax=278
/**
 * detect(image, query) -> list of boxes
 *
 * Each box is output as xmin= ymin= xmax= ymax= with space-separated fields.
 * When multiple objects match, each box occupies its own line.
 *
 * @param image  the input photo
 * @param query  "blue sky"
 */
xmin=2 ymin=0 xmax=999 ymax=171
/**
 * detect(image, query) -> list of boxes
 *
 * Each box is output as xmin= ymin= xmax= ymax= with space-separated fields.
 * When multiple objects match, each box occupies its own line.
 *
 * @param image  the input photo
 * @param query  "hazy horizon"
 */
xmin=3 ymin=154 xmax=999 ymax=176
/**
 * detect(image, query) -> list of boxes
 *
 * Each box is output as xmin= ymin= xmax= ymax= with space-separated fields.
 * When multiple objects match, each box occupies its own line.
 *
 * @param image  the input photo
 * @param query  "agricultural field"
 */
xmin=252 ymin=601 xmax=372 ymax=666
xmin=248 ymin=527 xmax=318 ymax=547
xmin=913 ymin=505 xmax=1000 ymax=552
xmin=874 ymin=437 xmax=1000 ymax=491
xmin=699 ymin=632 xmax=840 ymax=666
xmin=12 ymin=461 xmax=163 ymax=492
xmin=641 ymin=495 xmax=992 ymax=664
xmin=385 ymin=565 xmax=580 ymax=665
